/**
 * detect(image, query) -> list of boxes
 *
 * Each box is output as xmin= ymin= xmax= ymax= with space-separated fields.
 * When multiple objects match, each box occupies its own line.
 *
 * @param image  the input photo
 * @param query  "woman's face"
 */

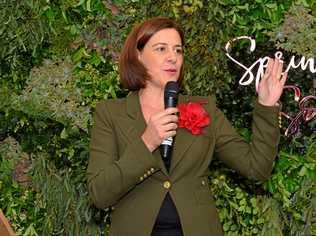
xmin=138 ymin=28 xmax=183 ymax=89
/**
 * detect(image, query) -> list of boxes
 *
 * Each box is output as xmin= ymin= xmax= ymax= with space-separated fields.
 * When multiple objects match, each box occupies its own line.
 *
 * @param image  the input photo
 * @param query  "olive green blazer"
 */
xmin=87 ymin=91 xmax=280 ymax=236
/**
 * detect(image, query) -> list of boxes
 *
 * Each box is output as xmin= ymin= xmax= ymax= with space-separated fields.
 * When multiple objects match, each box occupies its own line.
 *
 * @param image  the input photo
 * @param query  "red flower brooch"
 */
xmin=177 ymin=102 xmax=211 ymax=135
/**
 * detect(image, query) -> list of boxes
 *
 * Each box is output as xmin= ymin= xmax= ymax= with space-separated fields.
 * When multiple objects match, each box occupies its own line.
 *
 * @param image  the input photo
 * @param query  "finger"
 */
xmin=159 ymin=114 xmax=178 ymax=125
xmin=164 ymin=130 xmax=177 ymax=139
xmin=276 ymin=60 xmax=284 ymax=81
xmin=271 ymin=58 xmax=280 ymax=80
xmin=263 ymin=58 xmax=273 ymax=79
xmin=165 ymin=107 xmax=178 ymax=114
xmin=163 ymin=122 xmax=178 ymax=131
xmin=154 ymin=107 xmax=178 ymax=120
xmin=280 ymin=72 xmax=288 ymax=86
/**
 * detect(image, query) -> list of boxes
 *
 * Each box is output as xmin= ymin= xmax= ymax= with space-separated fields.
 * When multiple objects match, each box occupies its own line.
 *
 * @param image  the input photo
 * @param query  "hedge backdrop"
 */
xmin=0 ymin=0 xmax=315 ymax=235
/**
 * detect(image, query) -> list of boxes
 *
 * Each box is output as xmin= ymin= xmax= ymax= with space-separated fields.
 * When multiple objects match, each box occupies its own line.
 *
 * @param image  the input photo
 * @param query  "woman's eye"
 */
xmin=155 ymin=47 xmax=166 ymax=52
xmin=176 ymin=48 xmax=183 ymax=54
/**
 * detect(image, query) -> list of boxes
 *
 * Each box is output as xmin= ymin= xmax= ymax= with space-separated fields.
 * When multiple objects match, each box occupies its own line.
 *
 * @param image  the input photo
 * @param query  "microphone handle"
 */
xmin=161 ymin=137 xmax=173 ymax=159
xmin=160 ymin=96 xmax=178 ymax=163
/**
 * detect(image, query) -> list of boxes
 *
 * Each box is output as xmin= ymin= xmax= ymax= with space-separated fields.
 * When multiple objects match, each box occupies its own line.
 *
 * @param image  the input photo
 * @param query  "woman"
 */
xmin=87 ymin=17 xmax=287 ymax=236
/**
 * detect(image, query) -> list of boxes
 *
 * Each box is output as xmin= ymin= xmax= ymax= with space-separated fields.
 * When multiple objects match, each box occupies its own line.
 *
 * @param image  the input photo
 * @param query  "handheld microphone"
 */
xmin=160 ymin=81 xmax=179 ymax=168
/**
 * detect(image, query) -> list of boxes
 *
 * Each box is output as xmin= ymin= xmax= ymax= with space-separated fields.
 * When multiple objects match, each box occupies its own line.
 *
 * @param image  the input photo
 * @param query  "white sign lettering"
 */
xmin=225 ymin=36 xmax=315 ymax=92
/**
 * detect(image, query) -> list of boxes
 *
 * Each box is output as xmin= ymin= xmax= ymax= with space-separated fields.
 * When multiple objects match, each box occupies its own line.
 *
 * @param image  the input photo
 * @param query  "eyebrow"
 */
xmin=151 ymin=43 xmax=182 ymax=48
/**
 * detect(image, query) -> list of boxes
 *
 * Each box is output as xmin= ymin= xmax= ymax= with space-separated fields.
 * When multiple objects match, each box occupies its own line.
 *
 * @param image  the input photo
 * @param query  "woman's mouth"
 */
xmin=165 ymin=69 xmax=177 ymax=75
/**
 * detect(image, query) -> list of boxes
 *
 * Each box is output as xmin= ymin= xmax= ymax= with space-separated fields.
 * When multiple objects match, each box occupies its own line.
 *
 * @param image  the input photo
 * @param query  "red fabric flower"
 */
xmin=177 ymin=102 xmax=211 ymax=135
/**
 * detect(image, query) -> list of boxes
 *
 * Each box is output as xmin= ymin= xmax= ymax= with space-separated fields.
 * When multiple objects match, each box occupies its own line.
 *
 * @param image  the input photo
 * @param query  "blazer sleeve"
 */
xmin=87 ymin=101 xmax=161 ymax=209
xmin=213 ymin=98 xmax=281 ymax=181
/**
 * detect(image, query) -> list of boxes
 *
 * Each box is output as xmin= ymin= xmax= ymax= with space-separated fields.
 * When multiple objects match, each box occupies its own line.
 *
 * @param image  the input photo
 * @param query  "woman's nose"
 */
xmin=166 ymin=50 xmax=177 ymax=63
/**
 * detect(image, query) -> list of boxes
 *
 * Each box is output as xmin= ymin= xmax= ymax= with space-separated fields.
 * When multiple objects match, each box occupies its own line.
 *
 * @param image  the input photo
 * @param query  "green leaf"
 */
xmin=60 ymin=128 xmax=68 ymax=139
xmin=87 ymin=0 xmax=91 ymax=11
xmin=74 ymin=0 xmax=85 ymax=7
xmin=266 ymin=3 xmax=277 ymax=9
xmin=72 ymin=47 xmax=90 ymax=63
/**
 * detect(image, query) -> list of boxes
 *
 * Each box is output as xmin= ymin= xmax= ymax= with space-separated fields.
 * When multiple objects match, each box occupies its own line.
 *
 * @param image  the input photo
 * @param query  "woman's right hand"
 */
xmin=141 ymin=107 xmax=178 ymax=152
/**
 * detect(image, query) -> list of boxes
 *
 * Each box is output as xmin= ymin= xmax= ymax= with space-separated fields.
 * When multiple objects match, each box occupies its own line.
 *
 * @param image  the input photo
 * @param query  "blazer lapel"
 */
xmin=169 ymin=95 xmax=197 ymax=173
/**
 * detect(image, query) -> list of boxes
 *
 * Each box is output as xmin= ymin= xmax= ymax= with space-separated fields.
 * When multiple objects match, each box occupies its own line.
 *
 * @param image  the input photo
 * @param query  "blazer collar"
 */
xmin=125 ymin=91 xmax=198 ymax=175
xmin=126 ymin=91 xmax=145 ymax=122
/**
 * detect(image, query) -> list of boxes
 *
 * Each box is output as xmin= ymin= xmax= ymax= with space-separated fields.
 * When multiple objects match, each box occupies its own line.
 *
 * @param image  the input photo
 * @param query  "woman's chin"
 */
xmin=164 ymin=77 xmax=179 ymax=84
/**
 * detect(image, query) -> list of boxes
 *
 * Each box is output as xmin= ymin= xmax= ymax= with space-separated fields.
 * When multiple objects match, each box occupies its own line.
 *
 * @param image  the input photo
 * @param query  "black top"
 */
xmin=151 ymin=147 xmax=183 ymax=236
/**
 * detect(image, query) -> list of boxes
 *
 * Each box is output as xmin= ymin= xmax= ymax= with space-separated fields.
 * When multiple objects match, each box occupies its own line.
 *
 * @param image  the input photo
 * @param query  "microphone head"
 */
xmin=164 ymin=81 xmax=179 ymax=99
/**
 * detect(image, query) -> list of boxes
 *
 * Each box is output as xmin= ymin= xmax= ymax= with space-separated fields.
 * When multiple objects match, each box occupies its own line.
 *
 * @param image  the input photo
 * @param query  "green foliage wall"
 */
xmin=0 ymin=0 xmax=315 ymax=235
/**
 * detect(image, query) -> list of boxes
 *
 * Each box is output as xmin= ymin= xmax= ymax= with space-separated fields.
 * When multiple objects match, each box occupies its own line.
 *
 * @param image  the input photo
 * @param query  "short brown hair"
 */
xmin=119 ymin=17 xmax=185 ymax=90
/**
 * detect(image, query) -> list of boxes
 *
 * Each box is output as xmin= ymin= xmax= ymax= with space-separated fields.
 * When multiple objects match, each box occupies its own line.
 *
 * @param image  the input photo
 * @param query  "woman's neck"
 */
xmin=138 ymin=87 xmax=164 ymax=111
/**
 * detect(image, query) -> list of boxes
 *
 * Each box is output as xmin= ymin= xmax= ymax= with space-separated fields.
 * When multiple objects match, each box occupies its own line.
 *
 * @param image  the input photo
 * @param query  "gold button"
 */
xmin=111 ymin=206 xmax=115 ymax=210
xmin=201 ymin=180 xmax=206 ymax=186
xmin=147 ymin=170 xmax=151 ymax=175
xmin=163 ymin=181 xmax=171 ymax=189
xmin=140 ymin=176 xmax=144 ymax=181
xmin=150 ymin=168 xmax=155 ymax=172
xmin=144 ymin=173 xmax=148 ymax=178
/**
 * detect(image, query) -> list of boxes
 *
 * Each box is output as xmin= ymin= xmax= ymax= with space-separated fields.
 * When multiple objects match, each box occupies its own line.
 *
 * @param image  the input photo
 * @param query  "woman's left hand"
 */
xmin=258 ymin=58 xmax=287 ymax=106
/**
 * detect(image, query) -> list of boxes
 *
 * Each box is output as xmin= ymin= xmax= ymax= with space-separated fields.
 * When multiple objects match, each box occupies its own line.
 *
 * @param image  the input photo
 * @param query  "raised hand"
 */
xmin=258 ymin=58 xmax=288 ymax=106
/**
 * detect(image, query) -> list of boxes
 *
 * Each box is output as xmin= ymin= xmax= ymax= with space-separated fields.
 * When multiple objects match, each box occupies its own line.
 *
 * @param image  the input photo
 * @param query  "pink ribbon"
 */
xmin=280 ymin=85 xmax=316 ymax=137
